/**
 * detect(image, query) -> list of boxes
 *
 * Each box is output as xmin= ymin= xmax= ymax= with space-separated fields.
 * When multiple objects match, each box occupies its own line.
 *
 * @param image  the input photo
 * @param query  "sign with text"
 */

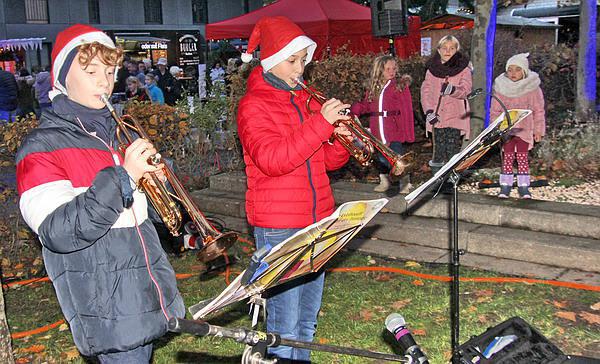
xmin=140 ymin=41 xmax=168 ymax=50
xmin=177 ymin=33 xmax=201 ymax=67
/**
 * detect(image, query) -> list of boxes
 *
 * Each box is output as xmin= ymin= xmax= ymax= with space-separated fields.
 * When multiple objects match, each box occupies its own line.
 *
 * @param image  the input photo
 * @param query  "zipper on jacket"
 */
xmin=290 ymin=92 xmax=318 ymax=223
xmin=75 ymin=117 xmax=171 ymax=320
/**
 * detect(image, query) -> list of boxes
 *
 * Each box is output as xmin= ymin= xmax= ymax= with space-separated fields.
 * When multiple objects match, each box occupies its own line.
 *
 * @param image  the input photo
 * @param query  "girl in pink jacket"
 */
xmin=420 ymin=35 xmax=472 ymax=174
xmin=351 ymin=55 xmax=415 ymax=193
xmin=493 ymin=53 xmax=545 ymax=199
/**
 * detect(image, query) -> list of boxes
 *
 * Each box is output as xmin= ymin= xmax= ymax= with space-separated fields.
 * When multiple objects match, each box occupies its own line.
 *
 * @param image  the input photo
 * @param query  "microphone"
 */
xmin=466 ymin=88 xmax=484 ymax=100
xmin=465 ymin=88 xmax=512 ymax=128
xmin=385 ymin=313 xmax=430 ymax=364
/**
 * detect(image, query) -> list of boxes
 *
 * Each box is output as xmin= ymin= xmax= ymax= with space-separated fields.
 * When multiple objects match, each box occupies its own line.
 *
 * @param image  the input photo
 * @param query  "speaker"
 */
xmin=370 ymin=0 xmax=408 ymax=37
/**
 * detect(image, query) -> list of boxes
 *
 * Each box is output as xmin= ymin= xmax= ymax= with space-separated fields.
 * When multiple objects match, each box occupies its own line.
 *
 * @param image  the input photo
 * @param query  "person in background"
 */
xmin=420 ymin=35 xmax=472 ymax=176
xmin=0 ymin=66 xmax=18 ymax=123
xmin=210 ymin=61 xmax=225 ymax=86
xmin=16 ymin=68 xmax=36 ymax=118
xmin=114 ymin=56 xmax=131 ymax=93
xmin=16 ymin=24 xmax=184 ymax=363
xmin=142 ymin=59 xmax=153 ymax=74
xmin=138 ymin=61 xmax=148 ymax=75
xmin=126 ymin=76 xmax=149 ymax=102
xmin=492 ymin=53 xmax=545 ymax=199
xmin=153 ymin=57 xmax=178 ymax=105
xmin=34 ymin=65 xmax=53 ymax=116
xmin=237 ymin=16 xmax=350 ymax=363
xmin=145 ymin=73 xmax=164 ymax=105
xmin=351 ymin=55 xmax=415 ymax=193
xmin=169 ymin=66 xmax=183 ymax=104
xmin=127 ymin=61 xmax=146 ymax=86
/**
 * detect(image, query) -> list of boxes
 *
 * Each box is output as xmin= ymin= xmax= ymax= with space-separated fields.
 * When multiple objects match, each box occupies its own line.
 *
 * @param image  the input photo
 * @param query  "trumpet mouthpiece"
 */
xmin=99 ymin=93 xmax=115 ymax=112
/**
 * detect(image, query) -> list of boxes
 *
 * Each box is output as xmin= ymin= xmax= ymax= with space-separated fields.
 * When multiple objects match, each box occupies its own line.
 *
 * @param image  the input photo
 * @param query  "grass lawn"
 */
xmin=5 ymin=237 xmax=600 ymax=363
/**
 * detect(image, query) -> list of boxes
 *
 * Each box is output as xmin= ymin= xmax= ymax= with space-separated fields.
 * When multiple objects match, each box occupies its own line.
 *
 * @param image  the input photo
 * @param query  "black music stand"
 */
xmin=404 ymin=107 xmax=531 ymax=364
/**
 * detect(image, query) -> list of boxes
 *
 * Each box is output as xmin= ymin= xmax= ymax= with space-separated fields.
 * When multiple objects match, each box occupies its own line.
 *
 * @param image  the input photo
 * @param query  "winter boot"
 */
xmin=517 ymin=174 xmax=532 ymax=199
xmin=428 ymin=160 xmax=444 ymax=176
xmin=398 ymin=175 xmax=412 ymax=194
xmin=498 ymin=173 xmax=513 ymax=199
xmin=374 ymin=174 xmax=391 ymax=192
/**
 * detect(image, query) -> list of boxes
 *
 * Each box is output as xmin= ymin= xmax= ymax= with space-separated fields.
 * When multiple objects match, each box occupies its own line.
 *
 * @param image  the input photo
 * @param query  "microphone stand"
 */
xmin=168 ymin=318 xmax=409 ymax=363
xmin=468 ymin=88 xmax=513 ymax=130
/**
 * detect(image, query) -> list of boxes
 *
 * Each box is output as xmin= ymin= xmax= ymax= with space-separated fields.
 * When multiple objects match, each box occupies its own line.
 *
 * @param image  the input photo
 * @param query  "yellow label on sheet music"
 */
xmin=499 ymin=110 xmax=520 ymax=131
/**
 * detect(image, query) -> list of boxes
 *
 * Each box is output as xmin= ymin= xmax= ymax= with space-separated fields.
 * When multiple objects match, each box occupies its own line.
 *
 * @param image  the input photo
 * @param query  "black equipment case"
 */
xmin=457 ymin=316 xmax=569 ymax=364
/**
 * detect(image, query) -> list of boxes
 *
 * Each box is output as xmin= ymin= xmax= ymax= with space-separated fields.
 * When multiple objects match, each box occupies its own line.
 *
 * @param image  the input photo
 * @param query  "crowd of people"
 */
xmin=0 ymin=65 xmax=52 ymax=121
xmin=10 ymin=15 xmax=548 ymax=364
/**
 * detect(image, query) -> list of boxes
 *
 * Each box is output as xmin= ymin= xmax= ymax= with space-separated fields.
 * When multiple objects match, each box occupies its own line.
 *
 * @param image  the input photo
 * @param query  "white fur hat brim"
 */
xmin=260 ymin=35 xmax=316 ymax=72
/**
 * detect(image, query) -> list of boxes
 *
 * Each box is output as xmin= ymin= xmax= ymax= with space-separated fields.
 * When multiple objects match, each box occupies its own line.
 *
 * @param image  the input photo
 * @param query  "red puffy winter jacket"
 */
xmin=237 ymin=67 xmax=349 ymax=228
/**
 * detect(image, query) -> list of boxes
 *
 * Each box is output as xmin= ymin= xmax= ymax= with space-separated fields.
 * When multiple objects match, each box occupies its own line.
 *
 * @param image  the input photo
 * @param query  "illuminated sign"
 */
xmin=140 ymin=42 xmax=168 ymax=50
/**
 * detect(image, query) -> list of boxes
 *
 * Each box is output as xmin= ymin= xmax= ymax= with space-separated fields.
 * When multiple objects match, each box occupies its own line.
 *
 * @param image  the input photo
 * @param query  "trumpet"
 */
xmin=100 ymin=94 xmax=237 ymax=263
xmin=294 ymin=81 xmax=413 ymax=176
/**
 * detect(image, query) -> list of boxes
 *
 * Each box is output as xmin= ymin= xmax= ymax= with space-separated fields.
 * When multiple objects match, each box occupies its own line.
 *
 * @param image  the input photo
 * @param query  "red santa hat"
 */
xmin=241 ymin=16 xmax=316 ymax=72
xmin=50 ymin=24 xmax=116 ymax=98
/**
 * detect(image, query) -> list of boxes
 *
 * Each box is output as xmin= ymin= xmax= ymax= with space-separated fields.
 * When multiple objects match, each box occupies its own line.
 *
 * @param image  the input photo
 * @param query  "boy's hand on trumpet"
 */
xmin=123 ymin=138 xmax=162 ymax=184
xmin=320 ymin=98 xmax=351 ymax=125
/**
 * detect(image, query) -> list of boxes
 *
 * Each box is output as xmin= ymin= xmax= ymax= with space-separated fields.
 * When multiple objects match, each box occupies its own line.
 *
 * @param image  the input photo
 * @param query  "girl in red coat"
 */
xmin=237 ymin=16 xmax=350 ymax=362
xmin=351 ymin=55 xmax=415 ymax=193
xmin=492 ymin=53 xmax=545 ymax=199
xmin=420 ymin=35 xmax=472 ymax=175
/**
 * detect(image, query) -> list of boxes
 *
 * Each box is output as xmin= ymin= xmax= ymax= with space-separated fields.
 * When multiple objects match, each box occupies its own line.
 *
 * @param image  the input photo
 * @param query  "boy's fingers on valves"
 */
xmin=321 ymin=98 xmax=351 ymax=125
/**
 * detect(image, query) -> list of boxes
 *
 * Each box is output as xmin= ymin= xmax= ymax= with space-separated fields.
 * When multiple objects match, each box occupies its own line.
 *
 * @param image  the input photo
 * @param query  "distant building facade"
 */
xmin=0 ymin=0 xmax=262 ymax=72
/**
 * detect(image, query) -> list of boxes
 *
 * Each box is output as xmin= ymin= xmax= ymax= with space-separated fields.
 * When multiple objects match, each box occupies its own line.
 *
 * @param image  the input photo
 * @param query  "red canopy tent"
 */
xmin=205 ymin=0 xmax=420 ymax=59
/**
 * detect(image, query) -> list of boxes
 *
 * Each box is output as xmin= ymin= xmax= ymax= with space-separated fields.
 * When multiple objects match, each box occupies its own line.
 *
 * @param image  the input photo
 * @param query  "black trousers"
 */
xmin=432 ymin=127 xmax=462 ymax=165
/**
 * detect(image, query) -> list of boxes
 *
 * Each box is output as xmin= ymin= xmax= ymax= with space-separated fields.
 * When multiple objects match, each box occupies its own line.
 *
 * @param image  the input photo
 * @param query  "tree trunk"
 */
xmin=469 ymin=0 xmax=497 ymax=138
xmin=576 ymin=0 xmax=597 ymax=120
xmin=0 ymin=280 xmax=15 ymax=364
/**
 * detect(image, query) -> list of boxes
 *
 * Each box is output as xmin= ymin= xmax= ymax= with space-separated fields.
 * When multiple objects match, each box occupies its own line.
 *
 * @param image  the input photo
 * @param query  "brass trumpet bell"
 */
xmin=294 ymin=82 xmax=413 ymax=176
xmin=100 ymin=94 xmax=237 ymax=262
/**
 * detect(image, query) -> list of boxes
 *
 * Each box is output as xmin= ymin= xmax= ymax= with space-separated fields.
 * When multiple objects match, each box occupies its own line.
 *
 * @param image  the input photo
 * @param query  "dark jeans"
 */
xmin=254 ymin=227 xmax=324 ymax=361
xmin=432 ymin=127 xmax=462 ymax=165
xmin=376 ymin=141 xmax=404 ymax=174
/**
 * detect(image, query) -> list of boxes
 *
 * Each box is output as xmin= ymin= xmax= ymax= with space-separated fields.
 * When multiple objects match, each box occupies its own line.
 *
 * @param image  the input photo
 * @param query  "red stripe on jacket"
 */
xmin=17 ymin=148 xmax=115 ymax=195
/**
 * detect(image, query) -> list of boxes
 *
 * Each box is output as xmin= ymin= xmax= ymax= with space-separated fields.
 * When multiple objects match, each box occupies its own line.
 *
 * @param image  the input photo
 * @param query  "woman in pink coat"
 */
xmin=351 ymin=55 xmax=415 ymax=193
xmin=420 ymin=35 xmax=472 ymax=174
xmin=492 ymin=53 xmax=545 ymax=199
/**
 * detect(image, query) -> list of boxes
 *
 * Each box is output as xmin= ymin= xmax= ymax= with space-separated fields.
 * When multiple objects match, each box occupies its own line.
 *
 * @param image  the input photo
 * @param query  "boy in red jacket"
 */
xmin=237 ymin=16 xmax=350 ymax=362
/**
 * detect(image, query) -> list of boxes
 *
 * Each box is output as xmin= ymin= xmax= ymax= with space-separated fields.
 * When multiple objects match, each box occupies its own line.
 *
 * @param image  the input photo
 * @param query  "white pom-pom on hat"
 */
xmin=241 ymin=52 xmax=253 ymax=63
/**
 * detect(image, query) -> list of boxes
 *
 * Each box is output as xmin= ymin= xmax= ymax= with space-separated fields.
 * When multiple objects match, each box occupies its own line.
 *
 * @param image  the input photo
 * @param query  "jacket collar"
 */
xmin=246 ymin=66 xmax=308 ymax=102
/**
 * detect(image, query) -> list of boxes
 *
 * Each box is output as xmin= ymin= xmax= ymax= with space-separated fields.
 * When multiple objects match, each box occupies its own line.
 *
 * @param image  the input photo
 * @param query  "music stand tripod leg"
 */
xmin=448 ymin=171 xmax=464 ymax=364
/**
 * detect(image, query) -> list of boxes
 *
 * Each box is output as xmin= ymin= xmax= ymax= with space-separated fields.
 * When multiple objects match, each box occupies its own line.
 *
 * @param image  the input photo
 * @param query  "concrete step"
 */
xmin=345 ymin=237 xmax=600 ymax=286
xmin=199 ymin=209 xmax=600 ymax=285
xmin=207 ymin=172 xmax=600 ymax=239
xmin=192 ymin=187 xmax=600 ymax=273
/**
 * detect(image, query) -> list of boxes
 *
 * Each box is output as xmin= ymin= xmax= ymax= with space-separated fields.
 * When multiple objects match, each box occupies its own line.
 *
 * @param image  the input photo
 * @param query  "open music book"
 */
xmin=189 ymin=198 xmax=389 ymax=319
